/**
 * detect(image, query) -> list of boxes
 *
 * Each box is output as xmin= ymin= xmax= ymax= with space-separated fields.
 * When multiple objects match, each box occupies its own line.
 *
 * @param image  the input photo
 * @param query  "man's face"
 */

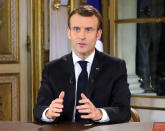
xmin=67 ymin=13 xmax=102 ymax=59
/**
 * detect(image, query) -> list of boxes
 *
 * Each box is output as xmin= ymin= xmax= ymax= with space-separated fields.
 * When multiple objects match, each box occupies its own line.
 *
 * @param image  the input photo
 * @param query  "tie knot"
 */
xmin=78 ymin=61 xmax=87 ymax=71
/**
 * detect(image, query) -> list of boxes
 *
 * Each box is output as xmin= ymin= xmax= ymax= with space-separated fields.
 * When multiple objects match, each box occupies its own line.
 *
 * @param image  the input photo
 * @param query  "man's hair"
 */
xmin=68 ymin=5 xmax=102 ymax=30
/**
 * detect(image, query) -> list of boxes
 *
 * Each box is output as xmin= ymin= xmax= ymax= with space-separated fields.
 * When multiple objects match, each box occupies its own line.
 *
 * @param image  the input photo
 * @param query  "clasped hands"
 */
xmin=46 ymin=91 xmax=102 ymax=121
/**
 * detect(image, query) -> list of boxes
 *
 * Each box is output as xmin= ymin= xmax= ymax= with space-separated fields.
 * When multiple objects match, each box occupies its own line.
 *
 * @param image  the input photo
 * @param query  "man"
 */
xmin=33 ymin=5 xmax=131 ymax=123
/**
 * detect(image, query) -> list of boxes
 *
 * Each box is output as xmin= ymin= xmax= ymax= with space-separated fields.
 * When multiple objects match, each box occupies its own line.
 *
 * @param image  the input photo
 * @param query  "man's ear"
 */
xmin=67 ymin=28 xmax=71 ymax=39
xmin=97 ymin=29 xmax=102 ymax=40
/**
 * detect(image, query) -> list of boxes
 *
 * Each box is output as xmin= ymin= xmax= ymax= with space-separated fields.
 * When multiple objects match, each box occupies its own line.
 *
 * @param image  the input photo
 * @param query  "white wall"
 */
xmin=131 ymin=97 xmax=165 ymax=122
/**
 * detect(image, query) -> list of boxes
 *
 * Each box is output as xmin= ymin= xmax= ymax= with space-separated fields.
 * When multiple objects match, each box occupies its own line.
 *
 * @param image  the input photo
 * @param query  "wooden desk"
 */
xmin=0 ymin=122 xmax=155 ymax=131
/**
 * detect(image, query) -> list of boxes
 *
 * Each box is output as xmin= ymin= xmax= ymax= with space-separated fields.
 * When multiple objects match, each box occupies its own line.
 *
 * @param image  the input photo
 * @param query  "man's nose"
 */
xmin=79 ymin=30 xmax=86 ymax=39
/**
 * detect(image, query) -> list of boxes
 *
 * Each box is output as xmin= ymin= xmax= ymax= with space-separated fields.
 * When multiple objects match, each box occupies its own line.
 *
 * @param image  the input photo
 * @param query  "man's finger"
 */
xmin=52 ymin=103 xmax=64 ymax=109
xmin=78 ymin=108 xmax=91 ymax=114
xmin=80 ymin=93 xmax=91 ymax=104
xmin=81 ymin=93 xmax=87 ymax=99
xmin=52 ymin=108 xmax=63 ymax=113
xmin=76 ymin=104 xmax=89 ymax=110
xmin=51 ymin=112 xmax=61 ymax=117
xmin=59 ymin=91 xmax=65 ymax=99
xmin=81 ymin=114 xmax=92 ymax=119
xmin=79 ymin=98 xmax=90 ymax=104
xmin=51 ymin=98 xmax=63 ymax=104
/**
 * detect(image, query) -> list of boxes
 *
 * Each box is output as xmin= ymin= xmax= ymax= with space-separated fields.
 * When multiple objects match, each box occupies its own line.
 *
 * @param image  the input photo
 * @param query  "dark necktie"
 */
xmin=75 ymin=61 xmax=88 ymax=122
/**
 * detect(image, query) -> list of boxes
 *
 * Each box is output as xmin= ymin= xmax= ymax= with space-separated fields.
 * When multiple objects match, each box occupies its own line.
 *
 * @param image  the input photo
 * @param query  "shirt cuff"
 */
xmin=96 ymin=108 xmax=110 ymax=123
xmin=41 ymin=107 xmax=55 ymax=122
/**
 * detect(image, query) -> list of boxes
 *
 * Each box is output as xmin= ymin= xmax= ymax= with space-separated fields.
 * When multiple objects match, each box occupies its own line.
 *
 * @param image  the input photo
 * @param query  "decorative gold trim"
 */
xmin=114 ymin=0 xmax=118 ymax=20
xmin=132 ymin=106 xmax=165 ymax=111
xmin=52 ymin=0 xmax=60 ymax=9
xmin=102 ymin=0 xmax=110 ymax=54
xmin=30 ymin=0 xmax=43 ymax=121
xmin=114 ymin=25 xmax=117 ymax=56
xmin=109 ymin=0 xmax=117 ymax=56
xmin=132 ymin=95 xmax=165 ymax=99
xmin=52 ymin=0 xmax=70 ymax=10
xmin=114 ymin=0 xmax=117 ymax=56
xmin=0 ymin=73 xmax=20 ymax=120
xmin=30 ymin=0 xmax=34 ymax=121
xmin=115 ymin=17 xmax=165 ymax=24
xmin=0 ymin=0 xmax=19 ymax=63
xmin=0 ymin=83 xmax=12 ymax=120
xmin=8 ymin=0 xmax=11 ymax=53
xmin=70 ymin=0 xmax=75 ymax=12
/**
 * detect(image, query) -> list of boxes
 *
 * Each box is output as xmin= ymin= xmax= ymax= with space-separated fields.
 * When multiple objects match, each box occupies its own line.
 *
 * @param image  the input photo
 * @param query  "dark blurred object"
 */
xmin=136 ymin=0 xmax=165 ymax=95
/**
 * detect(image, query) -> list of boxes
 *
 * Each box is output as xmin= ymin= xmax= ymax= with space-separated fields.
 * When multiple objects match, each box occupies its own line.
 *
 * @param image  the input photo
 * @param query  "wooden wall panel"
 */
xmin=0 ymin=83 xmax=12 ymax=121
xmin=0 ymin=74 xmax=20 ymax=121
xmin=0 ymin=0 xmax=19 ymax=63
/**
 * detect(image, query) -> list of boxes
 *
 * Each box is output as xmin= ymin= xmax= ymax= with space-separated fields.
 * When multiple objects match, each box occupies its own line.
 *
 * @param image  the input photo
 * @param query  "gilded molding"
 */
xmin=132 ymin=95 xmax=165 ymax=99
xmin=0 ymin=0 xmax=19 ymax=63
xmin=70 ymin=0 xmax=75 ymax=12
xmin=0 ymin=73 xmax=20 ymax=121
xmin=30 ymin=0 xmax=43 ymax=121
xmin=115 ymin=17 xmax=165 ymax=24
xmin=114 ymin=0 xmax=117 ymax=56
xmin=132 ymin=106 xmax=165 ymax=111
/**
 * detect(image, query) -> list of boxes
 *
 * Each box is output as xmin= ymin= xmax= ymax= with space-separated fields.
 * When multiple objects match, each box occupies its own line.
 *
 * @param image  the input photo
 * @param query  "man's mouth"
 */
xmin=77 ymin=43 xmax=86 ymax=46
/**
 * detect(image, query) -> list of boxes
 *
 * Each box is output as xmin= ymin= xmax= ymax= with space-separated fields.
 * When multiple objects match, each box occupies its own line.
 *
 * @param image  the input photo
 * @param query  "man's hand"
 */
xmin=76 ymin=93 xmax=103 ymax=121
xmin=46 ymin=91 xmax=65 ymax=119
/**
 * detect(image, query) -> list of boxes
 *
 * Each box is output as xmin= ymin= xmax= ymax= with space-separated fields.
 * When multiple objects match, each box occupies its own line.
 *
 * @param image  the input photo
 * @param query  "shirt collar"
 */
xmin=72 ymin=50 xmax=95 ymax=65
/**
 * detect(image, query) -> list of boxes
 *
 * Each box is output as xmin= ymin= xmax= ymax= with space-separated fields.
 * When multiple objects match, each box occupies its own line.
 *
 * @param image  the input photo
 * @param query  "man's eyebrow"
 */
xmin=85 ymin=27 xmax=93 ymax=29
xmin=72 ymin=26 xmax=80 ymax=28
xmin=71 ymin=26 xmax=95 ymax=30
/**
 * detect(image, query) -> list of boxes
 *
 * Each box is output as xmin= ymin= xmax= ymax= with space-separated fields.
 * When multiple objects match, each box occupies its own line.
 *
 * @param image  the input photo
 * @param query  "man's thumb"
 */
xmin=59 ymin=91 xmax=65 ymax=99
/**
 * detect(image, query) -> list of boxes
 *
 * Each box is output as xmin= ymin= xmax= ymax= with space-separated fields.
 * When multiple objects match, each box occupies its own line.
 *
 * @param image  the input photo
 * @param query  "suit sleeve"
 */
xmin=103 ymin=60 xmax=131 ymax=123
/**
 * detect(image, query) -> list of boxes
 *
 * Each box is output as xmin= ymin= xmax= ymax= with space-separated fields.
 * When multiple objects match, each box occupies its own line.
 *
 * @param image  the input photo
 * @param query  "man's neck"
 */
xmin=72 ymin=50 xmax=95 ymax=60
xmin=72 ymin=50 xmax=95 ymax=65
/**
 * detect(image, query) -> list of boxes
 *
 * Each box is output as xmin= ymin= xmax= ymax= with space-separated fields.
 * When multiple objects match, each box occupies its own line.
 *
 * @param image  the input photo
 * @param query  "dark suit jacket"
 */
xmin=33 ymin=50 xmax=131 ymax=123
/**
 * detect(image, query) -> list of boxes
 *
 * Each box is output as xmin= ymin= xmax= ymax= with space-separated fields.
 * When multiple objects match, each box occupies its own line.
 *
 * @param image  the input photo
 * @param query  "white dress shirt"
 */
xmin=41 ymin=51 xmax=110 ymax=122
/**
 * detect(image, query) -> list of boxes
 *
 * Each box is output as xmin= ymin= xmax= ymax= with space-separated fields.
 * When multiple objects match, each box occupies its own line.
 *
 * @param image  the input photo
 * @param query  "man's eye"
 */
xmin=73 ymin=27 xmax=80 ymax=32
xmin=86 ymin=28 xmax=92 ymax=32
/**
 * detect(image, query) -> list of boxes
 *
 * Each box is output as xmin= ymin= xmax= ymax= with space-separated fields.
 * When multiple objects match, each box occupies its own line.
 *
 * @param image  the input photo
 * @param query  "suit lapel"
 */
xmin=86 ymin=50 xmax=102 ymax=99
xmin=66 ymin=53 xmax=75 ymax=77
xmin=62 ymin=53 xmax=76 ymax=120
xmin=65 ymin=53 xmax=76 ymax=88
xmin=60 ymin=53 xmax=76 ymax=100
